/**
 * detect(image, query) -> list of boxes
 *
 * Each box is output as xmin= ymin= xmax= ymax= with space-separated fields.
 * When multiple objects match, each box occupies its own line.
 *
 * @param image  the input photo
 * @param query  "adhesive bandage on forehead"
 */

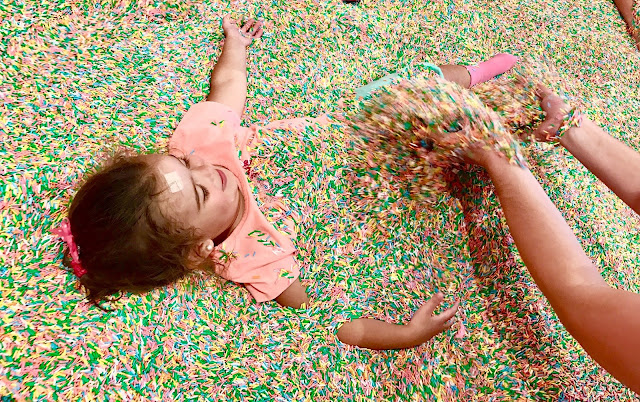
xmin=162 ymin=171 xmax=184 ymax=193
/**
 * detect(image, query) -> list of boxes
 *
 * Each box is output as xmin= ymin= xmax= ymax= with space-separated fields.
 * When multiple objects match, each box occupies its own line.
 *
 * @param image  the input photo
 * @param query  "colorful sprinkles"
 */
xmin=1 ymin=0 xmax=640 ymax=400
xmin=348 ymin=75 xmax=522 ymax=201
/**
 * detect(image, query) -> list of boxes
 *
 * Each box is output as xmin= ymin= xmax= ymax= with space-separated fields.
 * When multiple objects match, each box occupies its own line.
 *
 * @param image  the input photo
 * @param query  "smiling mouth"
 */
xmin=217 ymin=169 xmax=227 ymax=190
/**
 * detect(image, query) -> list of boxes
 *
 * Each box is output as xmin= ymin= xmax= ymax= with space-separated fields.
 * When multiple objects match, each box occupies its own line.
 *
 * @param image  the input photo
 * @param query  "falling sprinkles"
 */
xmin=1 ymin=0 xmax=640 ymax=400
xmin=346 ymin=59 xmax=576 ymax=202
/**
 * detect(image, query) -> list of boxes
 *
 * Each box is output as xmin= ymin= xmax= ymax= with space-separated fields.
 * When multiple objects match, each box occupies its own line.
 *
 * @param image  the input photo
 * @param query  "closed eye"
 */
xmin=199 ymin=184 xmax=209 ymax=203
xmin=172 ymin=155 xmax=208 ymax=206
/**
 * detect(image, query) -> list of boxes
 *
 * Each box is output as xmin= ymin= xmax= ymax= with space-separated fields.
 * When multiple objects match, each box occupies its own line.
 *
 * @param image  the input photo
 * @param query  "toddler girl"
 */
xmin=56 ymin=16 xmax=514 ymax=349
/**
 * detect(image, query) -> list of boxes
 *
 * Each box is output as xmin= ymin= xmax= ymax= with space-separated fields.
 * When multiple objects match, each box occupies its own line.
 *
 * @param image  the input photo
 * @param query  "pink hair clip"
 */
xmin=52 ymin=218 xmax=88 ymax=278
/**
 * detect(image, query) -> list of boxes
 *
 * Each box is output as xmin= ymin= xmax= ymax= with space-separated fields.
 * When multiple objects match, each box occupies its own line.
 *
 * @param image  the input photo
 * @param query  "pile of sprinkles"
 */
xmin=349 ymin=75 xmax=522 ymax=200
xmin=1 ymin=0 xmax=640 ymax=400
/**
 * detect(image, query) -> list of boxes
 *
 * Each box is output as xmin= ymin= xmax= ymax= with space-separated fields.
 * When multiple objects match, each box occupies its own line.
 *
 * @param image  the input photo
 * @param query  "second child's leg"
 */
xmin=355 ymin=54 xmax=518 ymax=100
xmin=440 ymin=53 xmax=519 ymax=88
xmin=275 ymin=278 xmax=309 ymax=308
xmin=439 ymin=64 xmax=472 ymax=88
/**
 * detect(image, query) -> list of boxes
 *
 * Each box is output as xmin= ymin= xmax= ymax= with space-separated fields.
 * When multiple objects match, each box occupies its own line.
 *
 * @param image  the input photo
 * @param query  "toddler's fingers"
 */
xmin=241 ymin=18 xmax=256 ymax=32
xmin=249 ymin=20 xmax=263 ymax=34
xmin=435 ymin=301 xmax=459 ymax=323
xmin=222 ymin=15 xmax=235 ymax=30
xmin=253 ymin=26 xmax=264 ymax=39
xmin=423 ymin=292 xmax=444 ymax=315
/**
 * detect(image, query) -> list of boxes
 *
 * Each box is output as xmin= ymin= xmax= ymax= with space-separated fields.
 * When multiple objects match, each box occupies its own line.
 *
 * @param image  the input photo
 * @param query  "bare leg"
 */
xmin=440 ymin=64 xmax=472 ymax=88
xmin=440 ymin=53 xmax=519 ymax=88
xmin=356 ymin=54 xmax=516 ymax=99
xmin=275 ymin=278 xmax=309 ymax=308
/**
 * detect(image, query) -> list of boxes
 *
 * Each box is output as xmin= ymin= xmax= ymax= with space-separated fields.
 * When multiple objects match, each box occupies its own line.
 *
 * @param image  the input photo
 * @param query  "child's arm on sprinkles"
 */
xmin=206 ymin=16 xmax=264 ymax=117
xmin=532 ymin=84 xmax=640 ymax=215
xmin=274 ymin=281 xmax=458 ymax=350
xmin=336 ymin=293 xmax=458 ymax=350
xmin=468 ymin=147 xmax=640 ymax=393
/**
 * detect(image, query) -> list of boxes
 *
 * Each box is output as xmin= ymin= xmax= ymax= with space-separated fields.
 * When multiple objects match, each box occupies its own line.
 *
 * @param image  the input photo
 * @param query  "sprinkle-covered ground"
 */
xmin=2 ymin=0 xmax=640 ymax=400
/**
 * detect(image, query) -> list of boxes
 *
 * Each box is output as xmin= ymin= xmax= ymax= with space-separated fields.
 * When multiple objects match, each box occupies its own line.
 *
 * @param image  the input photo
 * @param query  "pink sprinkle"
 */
xmin=455 ymin=321 xmax=467 ymax=339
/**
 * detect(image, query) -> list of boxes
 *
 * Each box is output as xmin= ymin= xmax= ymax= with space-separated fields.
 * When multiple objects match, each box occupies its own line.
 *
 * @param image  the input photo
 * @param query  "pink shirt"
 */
xmin=168 ymin=102 xmax=299 ymax=302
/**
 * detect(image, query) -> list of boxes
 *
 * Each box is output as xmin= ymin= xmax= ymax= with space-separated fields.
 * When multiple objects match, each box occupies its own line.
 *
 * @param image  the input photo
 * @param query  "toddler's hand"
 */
xmin=407 ymin=293 xmax=459 ymax=344
xmin=222 ymin=15 xmax=264 ymax=47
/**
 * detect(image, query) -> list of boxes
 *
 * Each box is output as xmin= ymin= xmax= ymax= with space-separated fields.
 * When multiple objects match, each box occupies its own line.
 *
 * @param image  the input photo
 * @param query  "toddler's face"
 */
xmin=150 ymin=154 xmax=243 ymax=244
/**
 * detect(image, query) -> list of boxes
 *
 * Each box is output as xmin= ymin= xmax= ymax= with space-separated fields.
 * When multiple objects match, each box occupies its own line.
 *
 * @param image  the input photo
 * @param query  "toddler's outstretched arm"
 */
xmin=206 ymin=16 xmax=264 ymax=116
xmin=336 ymin=293 xmax=458 ymax=350
xmin=276 ymin=281 xmax=457 ymax=349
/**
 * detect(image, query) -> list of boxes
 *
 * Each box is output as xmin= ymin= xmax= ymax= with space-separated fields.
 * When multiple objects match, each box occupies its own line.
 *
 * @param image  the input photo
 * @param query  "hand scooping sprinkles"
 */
xmin=347 ymin=59 xmax=575 ymax=202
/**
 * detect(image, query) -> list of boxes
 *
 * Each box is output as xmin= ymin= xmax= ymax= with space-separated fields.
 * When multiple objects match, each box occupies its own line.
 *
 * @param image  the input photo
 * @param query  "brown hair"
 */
xmin=66 ymin=151 xmax=214 ymax=310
